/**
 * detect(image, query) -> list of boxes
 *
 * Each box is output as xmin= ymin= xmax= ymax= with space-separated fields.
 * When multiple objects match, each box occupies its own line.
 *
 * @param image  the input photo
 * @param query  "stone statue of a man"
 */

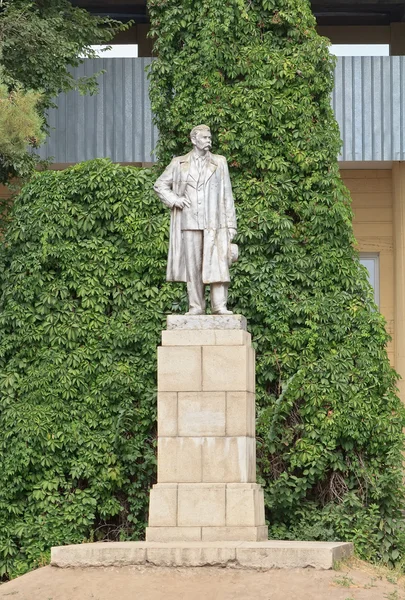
xmin=154 ymin=125 xmax=237 ymax=315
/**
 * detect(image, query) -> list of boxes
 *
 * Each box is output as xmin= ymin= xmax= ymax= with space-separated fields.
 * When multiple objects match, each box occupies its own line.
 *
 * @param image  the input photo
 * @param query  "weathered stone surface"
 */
xmin=247 ymin=345 xmax=256 ymax=393
xmin=158 ymin=346 xmax=202 ymax=392
xmin=158 ymin=437 xmax=202 ymax=483
xmin=146 ymin=545 xmax=237 ymax=567
xmin=235 ymin=541 xmax=353 ymax=570
xmin=201 ymin=526 xmax=268 ymax=542
xmin=213 ymin=330 xmax=251 ymax=346
xmin=51 ymin=541 xmax=354 ymax=569
xmin=202 ymin=345 xmax=254 ymax=392
xmin=226 ymin=391 xmax=255 ymax=437
xmin=226 ymin=484 xmax=265 ymax=527
xmin=178 ymin=484 xmax=226 ymax=527
xmin=145 ymin=527 xmax=202 ymax=542
xmin=162 ymin=329 xmax=251 ymax=346
xmin=202 ymin=437 xmax=256 ymax=483
xmin=148 ymin=484 xmax=178 ymax=527
xmin=167 ymin=315 xmax=247 ymax=331
xmin=158 ymin=437 xmax=257 ymax=484
xmin=157 ymin=392 xmax=178 ymax=437
xmin=51 ymin=543 xmax=147 ymax=568
xmin=178 ymin=392 xmax=226 ymax=436
xmin=162 ymin=330 xmax=217 ymax=346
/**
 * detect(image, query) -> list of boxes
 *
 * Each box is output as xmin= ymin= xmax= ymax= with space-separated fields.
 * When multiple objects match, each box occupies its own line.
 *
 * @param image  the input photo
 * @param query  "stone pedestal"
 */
xmin=51 ymin=316 xmax=354 ymax=569
xmin=146 ymin=315 xmax=268 ymax=543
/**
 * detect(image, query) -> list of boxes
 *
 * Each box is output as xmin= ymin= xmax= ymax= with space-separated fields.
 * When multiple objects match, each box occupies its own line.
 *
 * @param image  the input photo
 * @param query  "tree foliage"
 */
xmin=146 ymin=0 xmax=405 ymax=563
xmin=0 ymin=79 xmax=44 ymax=159
xmin=0 ymin=0 xmax=125 ymax=183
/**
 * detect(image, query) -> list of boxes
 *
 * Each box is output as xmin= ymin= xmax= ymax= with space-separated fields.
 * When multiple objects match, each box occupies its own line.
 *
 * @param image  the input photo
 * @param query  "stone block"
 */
xmin=235 ymin=541 xmax=353 ymax=570
xmin=158 ymin=346 xmax=201 ymax=392
xmin=178 ymin=392 xmax=226 ymax=436
xmin=162 ymin=329 xmax=252 ymax=346
xmin=148 ymin=484 xmax=177 ymax=527
xmin=167 ymin=314 xmax=247 ymax=330
xmin=226 ymin=483 xmax=265 ymax=527
xmin=145 ymin=527 xmax=201 ymax=542
xmin=51 ymin=543 xmax=147 ymax=568
xmin=226 ymin=391 xmax=255 ymax=437
xmin=146 ymin=545 xmax=236 ymax=567
xmin=202 ymin=345 xmax=255 ymax=392
xmin=213 ymin=330 xmax=251 ymax=346
xmin=162 ymin=330 xmax=216 ymax=346
xmin=202 ymin=437 xmax=256 ymax=483
xmin=158 ymin=437 xmax=202 ymax=483
xmin=157 ymin=392 xmax=177 ymax=436
xmin=201 ymin=526 xmax=268 ymax=542
xmin=178 ymin=484 xmax=226 ymax=527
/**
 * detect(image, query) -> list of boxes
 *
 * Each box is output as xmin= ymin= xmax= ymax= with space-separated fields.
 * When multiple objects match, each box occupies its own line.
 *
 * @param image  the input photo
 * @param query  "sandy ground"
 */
xmin=1 ymin=559 xmax=405 ymax=600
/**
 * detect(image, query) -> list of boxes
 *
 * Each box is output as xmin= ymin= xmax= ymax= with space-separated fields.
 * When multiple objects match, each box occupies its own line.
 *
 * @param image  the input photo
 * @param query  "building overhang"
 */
xmin=71 ymin=0 xmax=149 ymax=23
xmin=312 ymin=1 xmax=405 ymax=26
xmin=70 ymin=0 xmax=405 ymax=26
xmin=36 ymin=56 xmax=405 ymax=164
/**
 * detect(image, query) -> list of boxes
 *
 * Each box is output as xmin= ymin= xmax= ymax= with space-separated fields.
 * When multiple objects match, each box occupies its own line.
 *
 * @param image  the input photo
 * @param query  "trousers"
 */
xmin=182 ymin=230 xmax=228 ymax=313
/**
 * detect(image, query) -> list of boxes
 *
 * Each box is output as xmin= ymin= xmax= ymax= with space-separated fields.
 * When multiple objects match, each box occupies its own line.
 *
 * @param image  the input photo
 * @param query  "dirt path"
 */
xmin=1 ymin=559 xmax=404 ymax=600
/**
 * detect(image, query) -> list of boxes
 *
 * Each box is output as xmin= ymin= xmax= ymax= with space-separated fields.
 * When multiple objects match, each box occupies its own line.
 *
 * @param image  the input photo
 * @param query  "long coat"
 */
xmin=154 ymin=151 xmax=237 ymax=284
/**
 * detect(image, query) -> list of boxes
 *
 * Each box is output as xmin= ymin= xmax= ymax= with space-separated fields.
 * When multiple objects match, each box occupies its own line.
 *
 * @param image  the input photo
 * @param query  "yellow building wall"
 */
xmin=340 ymin=169 xmax=395 ymax=366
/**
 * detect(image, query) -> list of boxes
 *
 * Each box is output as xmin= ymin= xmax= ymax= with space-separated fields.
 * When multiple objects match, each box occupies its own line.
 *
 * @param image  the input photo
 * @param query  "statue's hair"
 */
xmin=190 ymin=124 xmax=211 ymax=140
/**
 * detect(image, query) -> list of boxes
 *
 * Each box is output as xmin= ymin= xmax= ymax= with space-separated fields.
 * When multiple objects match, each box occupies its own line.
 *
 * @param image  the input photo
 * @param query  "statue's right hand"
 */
xmin=173 ymin=196 xmax=190 ymax=209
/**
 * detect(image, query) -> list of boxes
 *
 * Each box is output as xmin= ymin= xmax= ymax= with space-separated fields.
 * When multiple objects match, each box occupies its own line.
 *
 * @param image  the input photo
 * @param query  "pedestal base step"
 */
xmin=51 ymin=540 xmax=353 ymax=570
xmin=146 ymin=525 xmax=268 ymax=542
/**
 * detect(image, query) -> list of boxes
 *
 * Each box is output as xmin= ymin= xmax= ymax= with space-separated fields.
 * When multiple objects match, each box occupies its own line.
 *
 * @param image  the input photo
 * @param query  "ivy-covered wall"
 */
xmin=0 ymin=161 xmax=180 ymax=578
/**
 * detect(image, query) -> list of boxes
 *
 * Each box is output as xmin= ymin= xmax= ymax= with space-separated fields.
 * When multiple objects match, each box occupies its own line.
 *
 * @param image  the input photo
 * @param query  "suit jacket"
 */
xmin=154 ymin=150 xmax=237 ymax=284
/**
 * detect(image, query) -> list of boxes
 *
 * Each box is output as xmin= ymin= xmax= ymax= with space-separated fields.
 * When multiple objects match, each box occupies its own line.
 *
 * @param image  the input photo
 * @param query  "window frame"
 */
xmin=359 ymin=252 xmax=380 ymax=308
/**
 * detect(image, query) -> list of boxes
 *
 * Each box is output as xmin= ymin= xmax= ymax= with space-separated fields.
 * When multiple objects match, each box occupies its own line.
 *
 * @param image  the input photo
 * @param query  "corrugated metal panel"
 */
xmin=39 ymin=56 xmax=405 ymax=164
xmin=333 ymin=56 xmax=405 ymax=162
xmin=38 ymin=57 xmax=158 ymax=163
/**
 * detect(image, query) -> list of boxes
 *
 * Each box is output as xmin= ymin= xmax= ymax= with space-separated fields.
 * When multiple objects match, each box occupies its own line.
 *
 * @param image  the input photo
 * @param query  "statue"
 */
xmin=154 ymin=125 xmax=237 ymax=315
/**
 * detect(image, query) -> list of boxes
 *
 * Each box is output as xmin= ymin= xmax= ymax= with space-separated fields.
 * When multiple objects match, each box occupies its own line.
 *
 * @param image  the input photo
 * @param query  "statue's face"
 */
xmin=193 ymin=129 xmax=212 ymax=152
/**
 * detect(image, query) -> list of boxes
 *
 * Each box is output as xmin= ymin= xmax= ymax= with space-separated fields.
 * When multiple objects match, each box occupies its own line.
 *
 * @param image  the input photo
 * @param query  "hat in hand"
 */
xmin=228 ymin=243 xmax=238 ymax=266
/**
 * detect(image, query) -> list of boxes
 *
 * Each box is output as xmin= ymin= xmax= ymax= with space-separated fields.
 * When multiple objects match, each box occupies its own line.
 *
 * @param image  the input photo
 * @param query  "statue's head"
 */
xmin=190 ymin=124 xmax=212 ymax=152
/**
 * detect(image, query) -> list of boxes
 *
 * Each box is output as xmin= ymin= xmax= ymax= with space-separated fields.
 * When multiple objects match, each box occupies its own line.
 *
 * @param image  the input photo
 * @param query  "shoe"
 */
xmin=213 ymin=308 xmax=233 ymax=315
xmin=185 ymin=309 xmax=204 ymax=315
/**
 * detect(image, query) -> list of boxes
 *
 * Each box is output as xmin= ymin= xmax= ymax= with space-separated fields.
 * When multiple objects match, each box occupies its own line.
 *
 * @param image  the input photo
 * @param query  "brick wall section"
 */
xmin=341 ymin=169 xmax=394 ymax=367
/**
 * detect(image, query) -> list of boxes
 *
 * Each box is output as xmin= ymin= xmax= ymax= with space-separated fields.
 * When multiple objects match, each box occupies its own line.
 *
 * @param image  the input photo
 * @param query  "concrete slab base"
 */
xmin=51 ymin=540 xmax=353 ymax=570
